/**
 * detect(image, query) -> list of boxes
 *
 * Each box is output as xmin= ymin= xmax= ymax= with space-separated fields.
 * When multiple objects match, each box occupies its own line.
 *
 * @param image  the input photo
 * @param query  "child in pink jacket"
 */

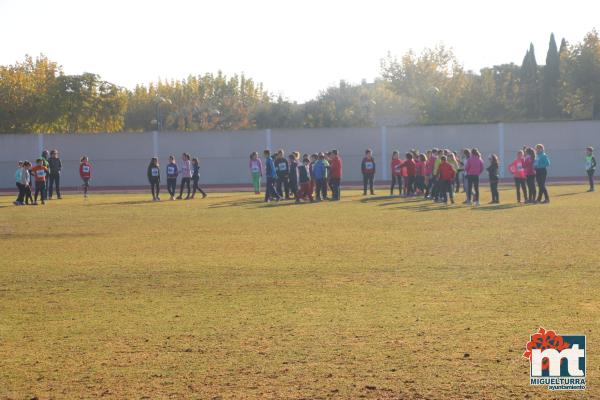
xmin=464 ymin=148 xmax=484 ymax=205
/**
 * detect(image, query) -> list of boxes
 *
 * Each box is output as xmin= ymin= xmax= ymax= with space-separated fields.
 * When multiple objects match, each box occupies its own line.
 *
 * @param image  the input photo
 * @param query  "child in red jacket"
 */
xmin=390 ymin=151 xmax=403 ymax=196
xmin=438 ymin=156 xmax=456 ymax=204
xmin=402 ymin=153 xmax=416 ymax=197
xmin=415 ymin=153 xmax=427 ymax=195
xmin=329 ymin=149 xmax=342 ymax=201
xmin=79 ymin=156 xmax=92 ymax=198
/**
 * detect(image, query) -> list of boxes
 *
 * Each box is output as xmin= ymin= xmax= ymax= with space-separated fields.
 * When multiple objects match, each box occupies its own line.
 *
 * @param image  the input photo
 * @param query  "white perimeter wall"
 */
xmin=0 ymin=120 xmax=599 ymax=188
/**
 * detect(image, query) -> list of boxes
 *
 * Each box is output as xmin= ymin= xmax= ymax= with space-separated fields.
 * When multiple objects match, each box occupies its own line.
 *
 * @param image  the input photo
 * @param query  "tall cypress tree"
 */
xmin=541 ymin=33 xmax=561 ymax=118
xmin=559 ymin=38 xmax=568 ymax=55
xmin=520 ymin=43 xmax=540 ymax=118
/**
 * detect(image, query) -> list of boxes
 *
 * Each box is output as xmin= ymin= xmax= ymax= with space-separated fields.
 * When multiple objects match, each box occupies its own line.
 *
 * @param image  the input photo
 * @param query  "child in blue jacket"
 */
xmin=534 ymin=144 xmax=550 ymax=203
xmin=263 ymin=150 xmax=281 ymax=202
xmin=313 ymin=154 xmax=328 ymax=201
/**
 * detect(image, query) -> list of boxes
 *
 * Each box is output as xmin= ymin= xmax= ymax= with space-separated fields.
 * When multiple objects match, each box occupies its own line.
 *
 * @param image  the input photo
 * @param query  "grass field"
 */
xmin=1 ymin=185 xmax=598 ymax=399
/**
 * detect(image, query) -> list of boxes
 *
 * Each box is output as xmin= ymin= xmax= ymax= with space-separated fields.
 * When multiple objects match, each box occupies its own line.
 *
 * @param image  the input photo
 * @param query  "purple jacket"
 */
xmin=249 ymin=158 xmax=263 ymax=174
xmin=465 ymin=156 xmax=484 ymax=176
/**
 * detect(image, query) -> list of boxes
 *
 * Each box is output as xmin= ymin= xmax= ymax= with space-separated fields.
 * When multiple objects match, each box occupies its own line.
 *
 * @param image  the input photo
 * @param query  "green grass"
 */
xmin=0 ymin=185 xmax=598 ymax=399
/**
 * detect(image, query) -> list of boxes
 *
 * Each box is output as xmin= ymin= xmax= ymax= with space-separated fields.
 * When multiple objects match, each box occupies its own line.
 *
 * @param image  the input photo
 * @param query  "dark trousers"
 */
xmin=535 ymin=168 xmax=549 ymax=202
xmin=526 ymin=175 xmax=537 ymax=202
xmin=25 ymin=185 xmax=33 ymax=203
xmin=34 ymin=181 xmax=46 ymax=202
xmin=587 ymin=169 xmax=595 ymax=190
xmin=150 ymin=179 xmax=160 ymax=198
xmin=363 ymin=173 xmax=374 ymax=194
xmin=276 ymin=175 xmax=290 ymax=198
xmin=82 ymin=178 xmax=90 ymax=195
xmin=179 ymin=177 xmax=191 ymax=198
xmin=431 ymin=177 xmax=441 ymax=199
xmin=265 ymin=176 xmax=280 ymax=201
xmin=288 ymin=179 xmax=298 ymax=198
xmin=390 ymin=175 xmax=402 ymax=194
xmin=426 ymin=176 xmax=437 ymax=197
xmin=315 ymin=179 xmax=327 ymax=199
xmin=330 ymin=177 xmax=341 ymax=200
xmin=406 ymin=176 xmax=416 ymax=195
xmin=440 ymin=180 xmax=454 ymax=203
xmin=167 ymin=178 xmax=177 ymax=197
xmin=490 ymin=180 xmax=499 ymax=203
xmin=514 ymin=177 xmax=527 ymax=202
xmin=192 ymin=177 xmax=206 ymax=197
xmin=48 ymin=174 xmax=60 ymax=198
xmin=16 ymin=183 xmax=25 ymax=203
xmin=415 ymin=176 xmax=425 ymax=192
xmin=466 ymin=175 xmax=480 ymax=203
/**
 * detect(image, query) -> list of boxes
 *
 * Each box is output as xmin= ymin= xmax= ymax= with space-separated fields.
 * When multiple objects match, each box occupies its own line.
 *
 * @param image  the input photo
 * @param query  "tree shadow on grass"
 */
xmin=88 ymin=200 xmax=158 ymax=207
xmin=209 ymin=196 xmax=335 ymax=209
xmin=360 ymin=195 xmax=427 ymax=207
xmin=0 ymin=232 xmax=103 ymax=239
xmin=554 ymin=191 xmax=586 ymax=197
xmin=471 ymin=203 xmax=520 ymax=211
xmin=208 ymin=198 xmax=268 ymax=209
xmin=383 ymin=201 xmax=463 ymax=212
xmin=359 ymin=195 xmax=397 ymax=203
xmin=382 ymin=199 xmax=521 ymax=212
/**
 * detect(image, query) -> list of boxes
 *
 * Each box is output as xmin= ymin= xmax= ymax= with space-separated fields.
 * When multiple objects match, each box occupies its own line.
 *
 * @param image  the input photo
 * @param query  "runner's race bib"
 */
xmin=395 ymin=164 xmax=402 ymax=172
xmin=82 ymin=165 xmax=90 ymax=173
xmin=36 ymin=170 xmax=45 ymax=177
xmin=278 ymin=162 xmax=287 ymax=171
xmin=167 ymin=166 xmax=175 ymax=175
xmin=151 ymin=168 xmax=159 ymax=177
xmin=365 ymin=162 xmax=374 ymax=170
xmin=252 ymin=165 xmax=260 ymax=172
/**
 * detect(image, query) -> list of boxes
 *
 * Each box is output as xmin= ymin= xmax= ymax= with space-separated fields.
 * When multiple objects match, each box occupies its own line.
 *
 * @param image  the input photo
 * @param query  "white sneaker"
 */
xmin=474 ymin=201 xmax=479 ymax=206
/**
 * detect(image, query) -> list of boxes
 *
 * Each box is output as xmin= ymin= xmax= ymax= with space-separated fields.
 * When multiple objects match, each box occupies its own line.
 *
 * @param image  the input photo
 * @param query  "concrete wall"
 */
xmin=1 ymin=120 xmax=599 ymax=188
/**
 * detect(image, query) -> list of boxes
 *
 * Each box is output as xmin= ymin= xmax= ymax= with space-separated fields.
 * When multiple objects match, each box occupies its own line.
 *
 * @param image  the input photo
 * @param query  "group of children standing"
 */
xmin=253 ymin=149 xmax=343 ymax=203
xmin=13 ymin=150 xmax=211 ymax=204
xmin=11 ymin=144 xmax=595 ymax=206
xmin=13 ymin=149 xmax=92 ymax=205
xmin=146 ymin=153 xmax=207 ymax=201
xmin=147 ymin=153 xmax=206 ymax=201
xmin=381 ymin=144 xmax=554 ymax=205
xmin=249 ymin=144 xmax=596 ymax=206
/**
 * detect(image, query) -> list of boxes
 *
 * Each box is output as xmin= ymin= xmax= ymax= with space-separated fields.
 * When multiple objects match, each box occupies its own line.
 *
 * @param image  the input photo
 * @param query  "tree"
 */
xmin=380 ymin=45 xmax=467 ymax=123
xmin=520 ymin=43 xmax=540 ymax=119
xmin=560 ymin=30 xmax=600 ymax=119
xmin=541 ymin=34 xmax=561 ymax=118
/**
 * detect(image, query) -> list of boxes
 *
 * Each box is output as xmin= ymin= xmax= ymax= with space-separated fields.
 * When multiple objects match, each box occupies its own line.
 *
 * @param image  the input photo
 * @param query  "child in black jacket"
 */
xmin=147 ymin=157 xmax=161 ymax=201
xmin=487 ymin=154 xmax=500 ymax=204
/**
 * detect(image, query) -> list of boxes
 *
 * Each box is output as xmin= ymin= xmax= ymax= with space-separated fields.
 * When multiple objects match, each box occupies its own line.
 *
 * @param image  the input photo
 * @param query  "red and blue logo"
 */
xmin=523 ymin=327 xmax=586 ymax=390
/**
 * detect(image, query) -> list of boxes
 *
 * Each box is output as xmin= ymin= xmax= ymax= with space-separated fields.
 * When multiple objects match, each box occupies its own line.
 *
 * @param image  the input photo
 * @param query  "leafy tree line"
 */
xmin=1 ymin=30 xmax=600 ymax=133
xmin=380 ymin=30 xmax=600 ymax=124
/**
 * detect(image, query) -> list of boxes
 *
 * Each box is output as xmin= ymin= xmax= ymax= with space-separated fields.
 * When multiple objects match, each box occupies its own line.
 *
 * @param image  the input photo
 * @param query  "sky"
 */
xmin=1 ymin=0 xmax=598 ymax=102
